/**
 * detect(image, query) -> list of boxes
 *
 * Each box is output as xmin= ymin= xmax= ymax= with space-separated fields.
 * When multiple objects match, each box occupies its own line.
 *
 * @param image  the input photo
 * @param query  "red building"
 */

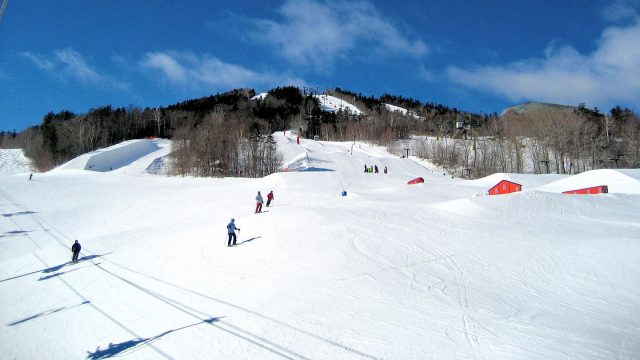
xmin=562 ymin=185 xmax=608 ymax=195
xmin=488 ymin=180 xmax=522 ymax=195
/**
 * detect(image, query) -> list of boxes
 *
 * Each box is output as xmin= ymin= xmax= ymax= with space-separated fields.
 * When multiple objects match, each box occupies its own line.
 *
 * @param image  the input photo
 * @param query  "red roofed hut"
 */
xmin=562 ymin=185 xmax=608 ymax=195
xmin=407 ymin=177 xmax=424 ymax=185
xmin=488 ymin=180 xmax=522 ymax=195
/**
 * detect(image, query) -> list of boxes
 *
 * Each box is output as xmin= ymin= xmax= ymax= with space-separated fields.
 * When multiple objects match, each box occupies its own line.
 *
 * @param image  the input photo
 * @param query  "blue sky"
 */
xmin=1 ymin=0 xmax=639 ymax=131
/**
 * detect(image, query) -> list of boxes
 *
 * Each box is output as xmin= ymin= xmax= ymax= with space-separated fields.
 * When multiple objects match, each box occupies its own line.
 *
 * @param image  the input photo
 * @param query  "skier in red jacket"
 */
xmin=266 ymin=190 xmax=274 ymax=207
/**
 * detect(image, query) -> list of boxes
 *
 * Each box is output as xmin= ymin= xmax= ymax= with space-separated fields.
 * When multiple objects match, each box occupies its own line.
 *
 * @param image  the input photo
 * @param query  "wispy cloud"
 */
xmin=140 ymin=51 xmax=306 ymax=89
xmin=602 ymin=0 xmax=639 ymax=22
xmin=22 ymin=48 xmax=128 ymax=90
xmin=447 ymin=19 xmax=640 ymax=109
xmin=250 ymin=0 xmax=427 ymax=68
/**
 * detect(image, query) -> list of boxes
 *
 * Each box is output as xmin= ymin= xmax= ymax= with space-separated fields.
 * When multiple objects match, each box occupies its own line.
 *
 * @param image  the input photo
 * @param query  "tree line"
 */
xmin=3 ymin=86 xmax=638 ymax=178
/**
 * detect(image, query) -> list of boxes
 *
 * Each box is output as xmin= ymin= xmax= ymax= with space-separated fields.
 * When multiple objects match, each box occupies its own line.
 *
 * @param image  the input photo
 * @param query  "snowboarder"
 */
xmin=374 ymin=165 xmax=379 ymax=173
xmin=227 ymin=218 xmax=240 ymax=247
xmin=266 ymin=190 xmax=274 ymax=207
xmin=255 ymin=191 xmax=264 ymax=213
xmin=384 ymin=166 xmax=387 ymax=174
xmin=71 ymin=240 xmax=81 ymax=263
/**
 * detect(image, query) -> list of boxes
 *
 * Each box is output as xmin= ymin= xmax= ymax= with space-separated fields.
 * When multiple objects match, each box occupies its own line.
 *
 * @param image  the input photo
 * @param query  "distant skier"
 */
xmin=71 ymin=240 xmax=81 ymax=263
xmin=364 ymin=164 xmax=367 ymax=173
xmin=227 ymin=218 xmax=241 ymax=247
xmin=266 ymin=190 xmax=274 ymax=207
xmin=374 ymin=165 xmax=379 ymax=173
xmin=255 ymin=191 xmax=264 ymax=213
xmin=384 ymin=166 xmax=387 ymax=174
xmin=29 ymin=173 xmax=33 ymax=181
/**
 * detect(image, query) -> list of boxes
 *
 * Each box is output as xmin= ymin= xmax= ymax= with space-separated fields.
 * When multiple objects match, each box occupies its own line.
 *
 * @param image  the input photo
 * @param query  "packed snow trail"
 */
xmin=1 ymin=134 xmax=639 ymax=359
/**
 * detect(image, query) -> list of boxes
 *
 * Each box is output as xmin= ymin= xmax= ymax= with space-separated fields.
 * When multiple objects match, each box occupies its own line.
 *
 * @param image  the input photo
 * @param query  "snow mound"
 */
xmin=0 ymin=149 xmax=33 ymax=176
xmin=53 ymin=138 xmax=172 ymax=175
xmin=538 ymin=169 xmax=640 ymax=194
xmin=314 ymin=94 xmax=362 ymax=115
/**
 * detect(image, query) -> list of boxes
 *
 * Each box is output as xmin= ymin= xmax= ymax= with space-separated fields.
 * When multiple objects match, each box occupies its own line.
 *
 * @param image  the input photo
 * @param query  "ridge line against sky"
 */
xmin=1 ymin=0 xmax=639 ymax=131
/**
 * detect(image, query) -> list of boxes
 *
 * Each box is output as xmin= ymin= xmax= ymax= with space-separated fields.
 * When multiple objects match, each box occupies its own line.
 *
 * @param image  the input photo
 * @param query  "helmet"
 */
xmin=231 ymin=218 xmax=235 ymax=222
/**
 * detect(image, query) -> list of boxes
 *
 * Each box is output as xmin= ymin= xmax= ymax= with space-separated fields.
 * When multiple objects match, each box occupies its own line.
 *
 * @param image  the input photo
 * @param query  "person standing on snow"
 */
xmin=255 ymin=191 xmax=264 ymax=213
xmin=384 ymin=166 xmax=387 ymax=174
xmin=71 ymin=240 xmax=81 ymax=263
xmin=374 ymin=165 xmax=379 ymax=173
xmin=227 ymin=218 xmax=241 ymax=247
xmin=266 ymin=190 xmax=274 ymax=207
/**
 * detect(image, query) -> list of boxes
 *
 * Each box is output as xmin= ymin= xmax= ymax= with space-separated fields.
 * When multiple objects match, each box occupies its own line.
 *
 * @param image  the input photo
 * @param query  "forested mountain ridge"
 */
xmin=1 ymin=86 xmax=638 ymax=178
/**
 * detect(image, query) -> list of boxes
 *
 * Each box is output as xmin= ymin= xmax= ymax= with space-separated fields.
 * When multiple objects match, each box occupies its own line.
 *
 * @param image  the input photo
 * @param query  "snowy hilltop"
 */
xmin=1 ymin=133 xmax=639 ymax=359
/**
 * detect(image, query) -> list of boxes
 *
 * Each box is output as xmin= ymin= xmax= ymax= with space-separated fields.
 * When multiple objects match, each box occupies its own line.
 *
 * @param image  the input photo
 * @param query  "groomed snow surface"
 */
xmin=1 ymin=132 xmax=639 ymax=359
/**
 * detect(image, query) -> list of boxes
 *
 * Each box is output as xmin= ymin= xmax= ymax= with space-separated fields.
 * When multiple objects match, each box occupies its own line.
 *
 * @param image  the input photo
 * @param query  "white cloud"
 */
xmin=140 ymin=51 xmax=306 ymax=89
xmin=252 ymin=0 xmax=427 ymax=68
xmin=602 ymin=0 xmax=639 ymax=22
xmin=417 ymin=65 xmax=435 ymax=82
xmin=22 ymin=48 xmax=127 ymax=90
xmin=447 ymin=19 xmax=640 ymax=109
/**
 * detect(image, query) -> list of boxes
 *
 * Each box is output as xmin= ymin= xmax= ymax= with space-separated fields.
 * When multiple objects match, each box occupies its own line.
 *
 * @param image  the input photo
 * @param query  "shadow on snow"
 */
xmin=0 ymin=253 xmax=111 ymax=283
xmin=2 ymin=210 xmax=37 ymax=218
xmin=38 ymin=262 xmax=102 ymax=281
xmin=86 ymin=317 xmax=221 ymax=359
xmin=8 ymin=300 xmax=90 ymax=326
xmin=236 ymin=236 xmax=261 ymax=246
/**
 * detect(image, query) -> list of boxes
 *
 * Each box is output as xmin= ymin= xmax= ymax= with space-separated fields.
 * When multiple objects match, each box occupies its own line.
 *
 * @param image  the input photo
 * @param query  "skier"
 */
xmin=227 ymin=218 xmax=241 ymax=247
xmin=364 ymin=164 xmax=367 ymax=173
xmin=29 ymin=173 xmax=33 ymax=181
xmin=266 ymin=190 xmax=274 ymax=207
xmin=374 ymin=165 xmax=379 ymax=173
xmin=71 ymin=240 xmax=81 ymax=263
xmin=384 ymin=166 xmax=387 ymax=174
xmin=255 ymin=191 xmax=264 ymax=213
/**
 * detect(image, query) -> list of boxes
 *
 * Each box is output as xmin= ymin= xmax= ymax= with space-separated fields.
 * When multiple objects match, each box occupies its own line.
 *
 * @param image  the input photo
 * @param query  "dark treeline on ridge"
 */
xmin=1 ymin=86 xmax=638 ymax=178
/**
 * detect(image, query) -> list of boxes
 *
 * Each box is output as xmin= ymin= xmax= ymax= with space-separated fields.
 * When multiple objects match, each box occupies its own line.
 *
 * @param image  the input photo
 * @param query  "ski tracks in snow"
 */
xmin=0 ymin=189 xmax=380 ymax=360
xmin=424 ymin=231 xmax=486 ymax=359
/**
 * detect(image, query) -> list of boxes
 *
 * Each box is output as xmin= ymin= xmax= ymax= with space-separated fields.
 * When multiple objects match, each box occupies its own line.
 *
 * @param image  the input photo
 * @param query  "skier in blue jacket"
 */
xmin=227 ymin=218 xmax=240 ymax=247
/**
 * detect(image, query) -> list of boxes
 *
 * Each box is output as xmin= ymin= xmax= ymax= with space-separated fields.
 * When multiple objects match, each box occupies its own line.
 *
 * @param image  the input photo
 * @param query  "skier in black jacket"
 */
xmin=71 ymin=240 xmax=81 ymax=263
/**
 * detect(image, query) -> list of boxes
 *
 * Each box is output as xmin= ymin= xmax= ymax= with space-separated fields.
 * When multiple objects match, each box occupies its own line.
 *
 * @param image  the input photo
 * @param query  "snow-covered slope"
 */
xmin=251 ymin=92 xmax=268 ymax=101
xmin=0 ymin=149 xmax=33 ymax=176
xmin=500 ymin=101 xmax=576 ymax=116
xmin=1 ymin=134 xmax=639 ymax=360
xmin=382 ymin=103 xmax=423 ymax=120
xmin=314 ymin=94 xmax=362 ymax=115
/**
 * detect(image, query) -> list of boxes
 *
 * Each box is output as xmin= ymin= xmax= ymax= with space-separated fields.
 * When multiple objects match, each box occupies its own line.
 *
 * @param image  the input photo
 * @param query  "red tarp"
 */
xmin=407 ymin=177 xmax=424 ymax=185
